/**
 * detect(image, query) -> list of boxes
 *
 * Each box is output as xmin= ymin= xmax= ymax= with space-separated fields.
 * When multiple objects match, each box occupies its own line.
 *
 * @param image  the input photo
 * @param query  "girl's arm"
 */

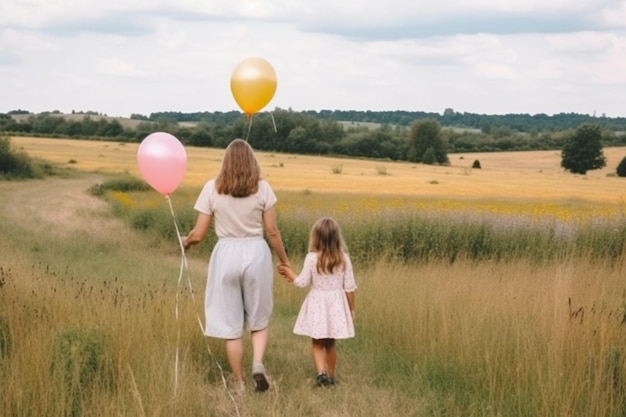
xmin=277 ymin=264 xmax=296 ymax=282
xmin=345 ymin=291 xmax=355 ymax=320
xmin=342 ymin=253 xmax=357 ymax=320
xmin=283 ymin=254 xmax=314 ymax=287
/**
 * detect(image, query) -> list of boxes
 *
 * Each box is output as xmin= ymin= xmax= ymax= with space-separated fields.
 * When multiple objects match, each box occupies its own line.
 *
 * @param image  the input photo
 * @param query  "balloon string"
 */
xmin=165 ymin=194 xmax=184 ymax=398
xmin=244 ymin=114 xmax=254 ymax=142
xmin=270 ymin=111 xmax=277 ymax=133
xmin=165 ymin=195 xmax=242 ymax=417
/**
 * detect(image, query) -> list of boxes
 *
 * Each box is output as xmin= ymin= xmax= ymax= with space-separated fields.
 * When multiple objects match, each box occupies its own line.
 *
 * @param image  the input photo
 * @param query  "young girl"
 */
xmin=278 ymin=217 xmax=356 ymax=387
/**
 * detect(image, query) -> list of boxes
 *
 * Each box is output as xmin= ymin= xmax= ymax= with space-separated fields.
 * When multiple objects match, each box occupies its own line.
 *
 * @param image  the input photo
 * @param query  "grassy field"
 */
xmin=1 ymin=137 xmax=626 ymax=416
xmin=10 ymin=136 xmax=626 ymax=203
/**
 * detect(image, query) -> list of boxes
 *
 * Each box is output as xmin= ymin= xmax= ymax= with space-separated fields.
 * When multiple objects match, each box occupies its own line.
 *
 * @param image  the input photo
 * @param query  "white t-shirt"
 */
xmin=193 ymin=179 xmax=277 ymax=238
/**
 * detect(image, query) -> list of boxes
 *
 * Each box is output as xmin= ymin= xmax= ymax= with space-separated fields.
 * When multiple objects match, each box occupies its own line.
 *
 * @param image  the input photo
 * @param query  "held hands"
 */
xmin=277 ymin=263 xmax=294 ymax=282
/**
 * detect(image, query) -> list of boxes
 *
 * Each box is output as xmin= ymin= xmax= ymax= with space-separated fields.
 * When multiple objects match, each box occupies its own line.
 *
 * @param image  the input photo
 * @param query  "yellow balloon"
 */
xmin=230 ymin=57 xmax=277 ymax=115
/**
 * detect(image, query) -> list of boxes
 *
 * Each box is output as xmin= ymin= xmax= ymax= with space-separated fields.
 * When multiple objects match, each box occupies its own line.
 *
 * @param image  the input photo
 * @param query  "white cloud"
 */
xmin=473 ymin=63 xmax=518 ymax=80
xmin=0 ymin=0 xmax=624 ymax=117
xmin=592 ymin=34 xmax=626 ymax=83
xmin=600 ymin=1 xmax=626 ymax=27
xmin=95 ymin=57 xmax=148 ymax=78
xmin=546 ymin=31 xmax=615 ymax=54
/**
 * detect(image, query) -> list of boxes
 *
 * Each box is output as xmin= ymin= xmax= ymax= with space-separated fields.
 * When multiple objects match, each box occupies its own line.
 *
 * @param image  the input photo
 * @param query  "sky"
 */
xmin=1 ymin=0 xmax=625 ymax=118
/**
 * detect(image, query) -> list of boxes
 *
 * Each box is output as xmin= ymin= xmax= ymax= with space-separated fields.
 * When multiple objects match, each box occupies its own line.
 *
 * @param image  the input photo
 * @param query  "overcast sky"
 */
xmin=1 ymin=1 xmax=625 ymax=118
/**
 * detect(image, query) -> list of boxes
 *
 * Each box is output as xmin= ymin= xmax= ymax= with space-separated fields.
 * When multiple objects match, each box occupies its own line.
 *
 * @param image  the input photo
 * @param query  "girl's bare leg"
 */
xmin=311 ymin=338 xmax=326 ymax=374
xmin=324 ymin=339 xmax=337 ymax=378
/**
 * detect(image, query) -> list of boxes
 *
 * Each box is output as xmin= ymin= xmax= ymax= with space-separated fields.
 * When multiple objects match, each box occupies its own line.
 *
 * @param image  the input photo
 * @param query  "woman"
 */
xmin=183 ymin=139 xmax=291 ymax=392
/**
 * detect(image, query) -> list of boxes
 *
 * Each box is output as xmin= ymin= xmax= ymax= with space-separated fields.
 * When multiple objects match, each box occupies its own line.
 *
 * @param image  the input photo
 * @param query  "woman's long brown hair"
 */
xmin=215 ymin=139 xmax=261 ymax=197
xmin=308 ymin=217 xmax=347 ymax=274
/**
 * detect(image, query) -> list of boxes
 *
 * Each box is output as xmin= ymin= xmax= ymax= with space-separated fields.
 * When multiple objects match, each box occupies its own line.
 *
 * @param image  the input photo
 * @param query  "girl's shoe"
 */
xmin=316 ymin=372 xmax=330 ymax=387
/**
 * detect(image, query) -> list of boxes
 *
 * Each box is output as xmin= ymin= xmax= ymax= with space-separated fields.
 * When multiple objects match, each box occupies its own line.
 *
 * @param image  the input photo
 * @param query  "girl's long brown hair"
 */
xmin=308 ymin=217 xmax=348 ymax=274
xmin=215 ymin=139 xmax=261 ymax=197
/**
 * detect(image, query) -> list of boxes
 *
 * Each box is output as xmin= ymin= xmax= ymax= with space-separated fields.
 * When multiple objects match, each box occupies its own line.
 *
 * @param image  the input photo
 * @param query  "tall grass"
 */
xmin=98 ymin=181 xmax=626 ymax=266
xmin=352 ymin=258 xmax=626 ymax=416
xmin=2 ymin=251 xmax=625 ymax=416
xmin=2 ymin=176 xmax=626 ymax=416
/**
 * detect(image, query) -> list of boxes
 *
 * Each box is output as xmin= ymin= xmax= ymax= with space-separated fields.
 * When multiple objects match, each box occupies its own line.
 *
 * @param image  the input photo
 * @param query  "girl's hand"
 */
xmin=277 ymin=264 xmax=293 ymax=282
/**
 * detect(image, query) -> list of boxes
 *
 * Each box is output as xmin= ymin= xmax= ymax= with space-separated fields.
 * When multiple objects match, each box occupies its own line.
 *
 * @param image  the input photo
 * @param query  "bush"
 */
xmin=472 ymin=160 xmax=482 ymax=169
xmin=616 ymin=156 xmax=626 ymax=177
xmin=88 ymin=173 xmax=151 ymax=196
xmin=0 ymin=136 xmax=40 ymax=179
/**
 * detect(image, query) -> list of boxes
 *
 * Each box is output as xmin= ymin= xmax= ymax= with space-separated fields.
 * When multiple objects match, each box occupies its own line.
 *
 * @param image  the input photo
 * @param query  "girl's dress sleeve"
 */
xmin=293 ymin=253 xmax=315 ymax=288
xmin=343 ymin=253 xmax=357 ymax=292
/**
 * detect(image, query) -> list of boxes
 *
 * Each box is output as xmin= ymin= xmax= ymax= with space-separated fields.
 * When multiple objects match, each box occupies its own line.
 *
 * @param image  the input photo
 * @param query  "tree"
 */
xmin=422 ymin=147 xmax=437 ymax=164
xmin=407 ymin=119 xmax=448 ymax=164
xmin=616 ymin=156 xmax=626 ymax=177
xmin=187 ymin=125 xmax=213 ymax=147
xmin=561 ymin=124 xmax=606 ymax=174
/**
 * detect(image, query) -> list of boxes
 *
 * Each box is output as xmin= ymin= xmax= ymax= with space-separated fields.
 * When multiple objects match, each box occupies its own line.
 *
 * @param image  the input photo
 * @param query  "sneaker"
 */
xmin=228 ymin=376 xmax=246 ymax=395
xmin=235 ymin=381 xmax=246 ymax=394
xmin=327 ymin=376 xmax=337 ymax=386
xmin=252 ymin=362 xmax=270 ymax=392
xmin=316 ymin=372 xmax=330 ymax=387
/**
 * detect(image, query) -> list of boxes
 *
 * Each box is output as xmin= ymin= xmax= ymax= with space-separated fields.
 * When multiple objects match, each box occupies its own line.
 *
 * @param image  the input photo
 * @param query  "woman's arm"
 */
xmin=182 ymin=212 xmax=212 ymax=250
xmin=262 ymin=206 xmax=290 ymax=266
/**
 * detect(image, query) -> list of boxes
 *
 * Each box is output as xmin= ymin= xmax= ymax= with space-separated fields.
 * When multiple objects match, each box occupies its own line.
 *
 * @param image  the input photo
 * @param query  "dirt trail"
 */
xmin=0 ymin=175 xmax=210 ymax=291
xmin=0 ymin=175 xmax=129 ymax=239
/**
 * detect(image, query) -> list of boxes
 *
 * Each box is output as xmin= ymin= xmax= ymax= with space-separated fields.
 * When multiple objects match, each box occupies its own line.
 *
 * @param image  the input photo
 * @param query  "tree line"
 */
xmin=2 ymin=109 xmax=626 ymax=164
xmin=144 ymin=108 xmax=626 ymax=133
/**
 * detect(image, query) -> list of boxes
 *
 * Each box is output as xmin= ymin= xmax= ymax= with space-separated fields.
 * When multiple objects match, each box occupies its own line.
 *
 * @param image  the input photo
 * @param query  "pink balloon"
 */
xmin=137 ymin=132 xmax=187 ymax=195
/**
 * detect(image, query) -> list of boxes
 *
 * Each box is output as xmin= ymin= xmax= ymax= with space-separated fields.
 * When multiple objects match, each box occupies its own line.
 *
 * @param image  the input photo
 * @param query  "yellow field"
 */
xmin=10 ymin=136 xmax=626 ymax=205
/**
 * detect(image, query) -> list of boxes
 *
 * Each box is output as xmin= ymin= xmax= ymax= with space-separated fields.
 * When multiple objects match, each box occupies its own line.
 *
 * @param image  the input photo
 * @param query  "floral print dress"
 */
xmin=292 ymin=252 xmax=357 ymax=339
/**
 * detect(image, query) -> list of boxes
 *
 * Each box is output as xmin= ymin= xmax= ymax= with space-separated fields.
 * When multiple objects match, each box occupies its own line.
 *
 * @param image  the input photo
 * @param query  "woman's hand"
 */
xmin=277 ymin=263 xmax=294 ymax=282
xmin=183 ymin=213 xmax=212 ymax=251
